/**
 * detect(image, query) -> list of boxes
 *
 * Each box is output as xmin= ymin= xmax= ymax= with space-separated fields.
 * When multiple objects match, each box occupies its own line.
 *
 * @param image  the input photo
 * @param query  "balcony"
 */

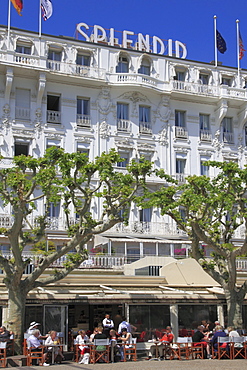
xmin=200 ymin=129 xmax=212 ymax=142
xmin=139 ymin=121 xmax=152 ymax=135
xmin=223 ymin=132 xmax=234 ymax=144
xmin=15 ymin=107 xmax=30 ymax=120
xmin=174 ymin=173 xmax=187 ymax=184
xmin=15 ymin=53 xmax=40 ymax=66
xmin=76 ymin=114 xmax=91 ymax=128
xmin=175 ymin=126 xmax=188 ymax=139
xmin=47 ymin=60 xmax=106 ymax=80
xmin=47 ymin=110 xmax=61 ymax=124
xmin=108 ymin=73 xmax=159 ymax=87
xmin=117 ymin=119 xmax=131 ymax=132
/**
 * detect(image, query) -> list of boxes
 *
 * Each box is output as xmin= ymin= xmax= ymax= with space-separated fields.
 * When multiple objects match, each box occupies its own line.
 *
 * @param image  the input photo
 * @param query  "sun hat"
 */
xmin=29 ymin=322 xmax=40 ymax=330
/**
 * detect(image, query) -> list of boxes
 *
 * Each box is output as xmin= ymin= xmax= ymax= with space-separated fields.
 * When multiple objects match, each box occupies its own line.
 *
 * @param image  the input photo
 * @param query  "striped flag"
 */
xmin=239 ymin=31 xmax=245 ymax=60
xmin=41 ymin=0 xmax=53 ymax=21
xmin=10 ymin=0 xmax=23 ymax=16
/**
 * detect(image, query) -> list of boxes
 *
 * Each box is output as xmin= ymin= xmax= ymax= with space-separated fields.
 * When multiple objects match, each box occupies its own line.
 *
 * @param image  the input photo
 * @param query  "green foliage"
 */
xmin=31 ymin=241 xmax=56 ymax=254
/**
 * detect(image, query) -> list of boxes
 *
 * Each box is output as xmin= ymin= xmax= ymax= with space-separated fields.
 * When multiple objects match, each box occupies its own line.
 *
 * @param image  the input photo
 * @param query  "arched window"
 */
xmin=116 ymin=55 xmax=129 ymax=73
xmin=138 ymin=58 xmax=150 ymax=76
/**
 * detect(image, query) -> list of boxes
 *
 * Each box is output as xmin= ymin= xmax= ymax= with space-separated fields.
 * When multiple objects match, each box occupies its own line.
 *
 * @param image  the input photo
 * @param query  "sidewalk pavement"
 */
xmin=13 ymin=359 xmax=247 ymax=370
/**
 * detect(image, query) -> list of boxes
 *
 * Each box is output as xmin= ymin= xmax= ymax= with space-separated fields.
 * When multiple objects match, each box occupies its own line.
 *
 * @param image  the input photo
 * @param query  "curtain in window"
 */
xmin=139 ymin=106 xmax=150 ymax=122
xmin=117 ymin=103 xmax=129 ymax=120
xmin=199 ymin=114 xmax=210 ymax=130
xmin=223 ymin=117 xmax=232 ymax=133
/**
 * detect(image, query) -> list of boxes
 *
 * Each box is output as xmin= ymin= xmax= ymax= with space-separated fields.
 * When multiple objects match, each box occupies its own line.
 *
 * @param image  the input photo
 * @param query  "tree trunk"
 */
xmin=225 ymin=289 xmax=243 ymax=329
xmin=6 ymin=285 xmax=27 ymax=354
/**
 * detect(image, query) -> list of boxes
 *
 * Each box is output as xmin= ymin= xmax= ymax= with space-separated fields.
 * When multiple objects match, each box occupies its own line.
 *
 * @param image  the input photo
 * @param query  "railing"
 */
xmin=15 ymin=54 xmax=40 ymax=66
xmin=47 ymin=110 xmax=61 ymax=124
xmin=110 ymin=73 xmax=158 ymax=87
xmin=172 ymin=80 xmax=219 ymax=96
xmin=223 ymin=132 xmax=234 ymax=144
xmin=139 ymin=121 xmax=152 ymax=135
xmin=76 ymin=114 xmax=91 ymax=128
xmin=174 ymin=173 xmax=187 ymax=183
xmin=175 ymin=126 xmax=188 ymax=138
xmin=15 ymin=107 xmax=30 ymax=120
xmin=117 ymin=119 xmax=131 ymax=132
xmin=47 ymin=60 xmax=106 ymax=80
xmin=111 ymin=221 xmax=187 ymax=237
xmin=200 ymin=130 xmax=212 ymax=142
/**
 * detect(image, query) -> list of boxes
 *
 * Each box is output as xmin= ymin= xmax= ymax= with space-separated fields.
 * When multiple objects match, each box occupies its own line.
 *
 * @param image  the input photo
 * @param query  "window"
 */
xmin=139 ymin=106 xmax=151 ymax=134
xmin=174 ymin=71 xmax=185 ymax=81
xmin=15 ymin=88 xmax=30 ymax=120
xmin=201 ymin=161 xmax=209 ymax=176
xmin=16 ymin=44 xmax=31 ymax=55
xmin=47 ymin=49 xmax=62 ymax=70
xmin=223 ymin=117 xmax=233 ymax=143
xmin=139 ymin=208 xmax=152 ymax=222
xmin=138 ymin=58 xmax=150 ymax=75
xmin=176 ymin=158 xmax=186 ymax=174
xmin=14 ymin=142 xmax=29 ymax=156
xmin=77 ymin=98 xmax=90 ymax=127
xmin=76 ymin=53 xmax=90 ymax=66
xmin=179 ymin=207 xmax=186 ymax=222
xmin=222 ymin=77 xmax=231 ymax=86
xmin=117 ymin=153 xmax=129 ymax=168
xmin=46 ymin=139 xmax=60 ymax=149
xmin=199 ymin=73 xmax=209 ymax=85
xmin=116 ymin=55 xmax=129 ymax=73
xmin=175 ymin=110 xmax=187 ymax=138
xmin=77 ymin=143 xmax=89 ymax=156
xmin=117 ymin=103 xmax=129 ymax=132
xmin=48 ymin=202 xmax=60 ymax=218
xmin=47 ymin=95 xmax=61 ymax=124
xmin=199 ymin=114 xmax=211 ymax=141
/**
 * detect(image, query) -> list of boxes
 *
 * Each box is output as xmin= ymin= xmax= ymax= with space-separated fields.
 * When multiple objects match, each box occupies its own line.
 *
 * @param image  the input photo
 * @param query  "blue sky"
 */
xmin=1 ymin=0 xmax=246 ymax=69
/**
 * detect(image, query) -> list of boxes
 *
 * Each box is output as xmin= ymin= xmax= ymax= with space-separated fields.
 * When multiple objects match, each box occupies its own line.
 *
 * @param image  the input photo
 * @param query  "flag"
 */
xmin=10 ymin=0 xmax=23 ymax=16
xmin=239 ymin=31 xmax=245 ymax=60
xmin=41 ymin=0 xmax=53 ymax=21
xmin=216 ymin=30 xmax=227 ymax=54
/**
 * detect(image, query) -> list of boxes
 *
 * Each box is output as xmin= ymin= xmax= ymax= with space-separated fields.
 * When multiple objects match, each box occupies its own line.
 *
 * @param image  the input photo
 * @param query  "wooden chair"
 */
xmin=123 ymin=337 xmax=137 ymax=362
xmin=169 ymin=337 xmax=192 ymax=360
xmin=7 ymin=334 xmax=14 ymax=356
xmin=190 ymin=342 xmax=204 ymax=359
xmin=26 ymin=339 xmax=45 ymax=366
xmin=231 ymin=336 xmax=245 ymax=359
xmin=217 ymin=337 xmax=231 ymax=360
xmin=90 ymin=339 xmax=110 ymax=364
xmin=23 ymin=333 xmax=30 ymax=356
xmin=0 ymin=342 xmax=7 ymax=368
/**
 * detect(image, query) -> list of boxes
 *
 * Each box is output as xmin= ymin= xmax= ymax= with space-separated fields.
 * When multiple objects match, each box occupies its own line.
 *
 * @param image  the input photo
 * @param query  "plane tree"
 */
xmin=143 ymin=161 xmax=247 ymax=328
xmin=0 ymin=147 xmax=152 ymax=351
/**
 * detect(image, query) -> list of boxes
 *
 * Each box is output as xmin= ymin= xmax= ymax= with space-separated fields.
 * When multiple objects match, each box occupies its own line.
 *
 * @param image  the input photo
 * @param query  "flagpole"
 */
xmin=214 ymin=15 xmax=218 ymax=67
xmin=39 ymin=0 xmax=42 ymax=55
xmin=7 ymin=0 xmax=11 ymax=49
xmin=236 ymin=19 xmax=240 ymax=88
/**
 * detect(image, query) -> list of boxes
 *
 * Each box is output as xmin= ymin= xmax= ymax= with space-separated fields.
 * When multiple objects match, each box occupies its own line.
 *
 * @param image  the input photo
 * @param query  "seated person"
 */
xmin=0 ymin=326 xmax=10 ymax=342
xmin=210 ymin=325 xmax=227 ymax=353
xmin=26 ymin=322 xmax=47 ymax=340
xmin=89 ymin=327 xmax=98 ymax=342
xmin=44 ymin=330 xmax=64 ymax=364
xmin=192 ymin=325 xmax=211 ymax=359
xmin=148 ymin=326 xmax=173 ymax=359
xmin=74 ymin=330 xmax=90 ymax=364
xmin=94 ymin=326 xmax=107 ymax=340
xmin=227 ymin=326 xmax=240 ymax=338
xmin=118 ymin=328 xmax=132 ymax=361
xmin=28 ymin=329 xmax=47 ymax=366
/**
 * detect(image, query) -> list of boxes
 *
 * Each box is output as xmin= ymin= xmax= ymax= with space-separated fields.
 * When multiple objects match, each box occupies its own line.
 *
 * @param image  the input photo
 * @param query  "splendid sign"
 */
xmin=76 ymin=22 xmax=187 ymax=59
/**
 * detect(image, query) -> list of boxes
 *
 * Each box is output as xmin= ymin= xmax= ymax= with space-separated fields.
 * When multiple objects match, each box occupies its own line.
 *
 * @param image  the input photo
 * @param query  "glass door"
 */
xmin=43 ymin=305 xmax=68 ymax=350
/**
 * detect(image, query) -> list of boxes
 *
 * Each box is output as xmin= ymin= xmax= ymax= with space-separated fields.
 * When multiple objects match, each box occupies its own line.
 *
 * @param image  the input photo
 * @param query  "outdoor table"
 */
xmin=44 ymin=344 xmax=64 ymax=364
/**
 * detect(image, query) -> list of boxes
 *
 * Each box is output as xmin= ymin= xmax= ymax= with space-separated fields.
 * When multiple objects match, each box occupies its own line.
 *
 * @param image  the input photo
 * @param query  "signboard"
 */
xmin=76 ymin=22 xmax=187 ymax=59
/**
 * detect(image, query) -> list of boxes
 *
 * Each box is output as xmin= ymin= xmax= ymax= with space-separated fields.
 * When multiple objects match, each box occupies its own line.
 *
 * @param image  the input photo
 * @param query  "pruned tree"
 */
xmin=143 ymin=162 xmax=247 ymax=328
xmin=0 ymin=147 xmax=152 ymax=351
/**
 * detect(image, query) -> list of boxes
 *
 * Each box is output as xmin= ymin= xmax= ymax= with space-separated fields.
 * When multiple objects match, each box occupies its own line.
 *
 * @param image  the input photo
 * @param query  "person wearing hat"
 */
xmin=26 ymin=322 xmax=47 ymax=340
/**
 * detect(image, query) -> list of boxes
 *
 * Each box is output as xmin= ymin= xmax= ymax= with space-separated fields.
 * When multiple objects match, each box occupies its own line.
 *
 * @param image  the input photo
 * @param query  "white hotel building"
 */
xmin=0 ymin=24 xmax=247 ymax=343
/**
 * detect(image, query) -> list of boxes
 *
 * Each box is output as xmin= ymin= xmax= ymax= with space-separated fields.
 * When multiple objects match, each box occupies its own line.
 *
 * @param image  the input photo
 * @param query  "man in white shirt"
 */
xmin=117 ymin=317 xmax=131 ymax=334
xmin=102 ymin=314 xmax=114 ymax=337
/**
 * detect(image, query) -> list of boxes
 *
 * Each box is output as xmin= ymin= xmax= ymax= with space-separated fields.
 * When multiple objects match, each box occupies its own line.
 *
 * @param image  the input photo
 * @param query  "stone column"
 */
xmin=170 ymin=304 xmax=178 ymax=340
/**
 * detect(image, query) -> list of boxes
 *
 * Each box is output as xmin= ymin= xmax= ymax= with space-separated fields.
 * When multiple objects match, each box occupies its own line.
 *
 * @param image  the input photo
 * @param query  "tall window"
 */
xmin=77 ymin=98 xmax=90 ymax=127
xmin=48 ymin=49 xmax=62 ymax=70
xmin=117 ymin=153 xmax=129 ymax=168
xmin=47 ymin=95 xmax=61 ymax=124
xmin=139 ymin=106 xmax=151 ymax=134
xmin=116 ymin=55 xmax=129 ymax=73
xmin=15 ymin=88 xmax=30 ymax=120
xmin=117 ymin=103 xmax=129 ymax=132
xmin=222 ymin=77 xmax=231 ymax=86
xmin=199 ymin=73 xmax=209 ymax=85
xmin=14 ymin=142 xmax=29 ymax=156
xmin=223 ymin=117 xmax=233 ymax=143
xmin=77 ymin=143 xmax=89 ymax=156
xmin=16 ymin=44 xmax=31 ymax=55
xmin=139 ymin=208 xmax=152 ymax=223
xmin=200 ymin=160 xmax=209 ymax=176
xmin=175 ymin=71 xmax=185 ymax=81
xmin=199 ymin=114 xmax=211 ymax=141
xmin=138 ymin=58 xmax=150 ymax=75
xmin=175 ymin=110 xmax=186 ymax=127
xmin=176 ymin=158 xmax=186 ymax=174
xmin=48 ymin=202 xmax=60 ymax=218
xmin=76 ymin=53 xmax=90 ymax=66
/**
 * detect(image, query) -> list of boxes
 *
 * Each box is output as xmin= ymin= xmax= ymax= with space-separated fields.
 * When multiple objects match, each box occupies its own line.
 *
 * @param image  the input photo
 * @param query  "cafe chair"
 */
xmin=90 ymin=338 xmax=110 ymax=364
xmin=170 ymin=337 xmax=192 ymax=360
xmin=217 ymin=337 xmax=231 ymax=360
xmin=26 ymin=339 xmax=44 ymax=366
xmin=190 ymin=342 xmax=204 ymax=359
xmin=231 ymin=336 xmax=246 ymax=359
xmin=23 ymin=333 xmax=31 ymax=356
xmin=123 ymin=337 xmax=137 ymax=362
xmin=0 ymin=342 xmax=7 ymax=368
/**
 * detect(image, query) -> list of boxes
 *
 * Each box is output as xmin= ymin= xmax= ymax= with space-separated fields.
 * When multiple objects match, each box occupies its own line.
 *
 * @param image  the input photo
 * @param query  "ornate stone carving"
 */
xmin=158 ymin=126 xmax=168 ymax=146
xmin=97 ymin=87 xmax=112 ymax=115
xmin=212 ymin=130 xmax=222 ymax=154
xmin=2 ymin=104 xmax=10 ymax=133
xmin=120 ymin=91 xmax=147 ymax=117
xmin=99 ymin=121 xmax=110 ymax=138
xmin=156 ymin=96 xmax=171 ymax=123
